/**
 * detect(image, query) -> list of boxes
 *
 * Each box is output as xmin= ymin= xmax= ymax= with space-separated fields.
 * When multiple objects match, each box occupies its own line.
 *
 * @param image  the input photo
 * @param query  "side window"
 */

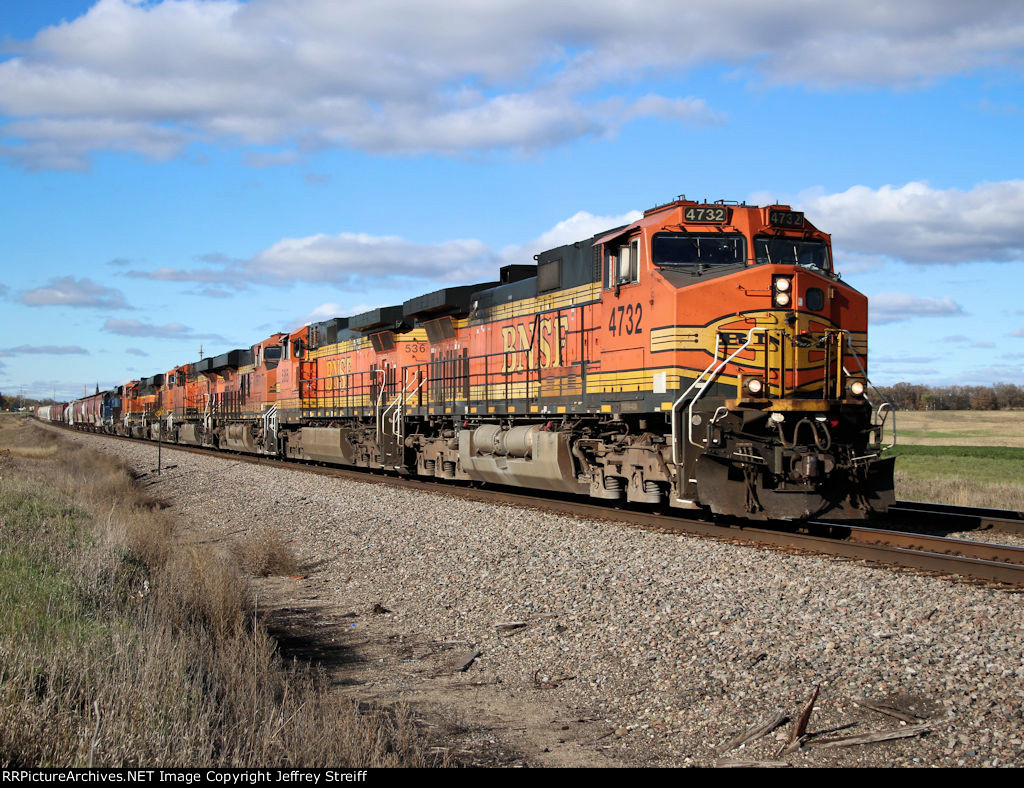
xmin=606 ymin=238 xmax=641 ymax=287
xmin=538 ymin=258 xmax=560 ymax=292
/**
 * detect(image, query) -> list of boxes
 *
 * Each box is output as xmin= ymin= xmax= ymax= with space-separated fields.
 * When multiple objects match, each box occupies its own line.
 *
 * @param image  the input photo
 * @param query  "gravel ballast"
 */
xmin=65 ymin=431 xmax=1024 ymax=767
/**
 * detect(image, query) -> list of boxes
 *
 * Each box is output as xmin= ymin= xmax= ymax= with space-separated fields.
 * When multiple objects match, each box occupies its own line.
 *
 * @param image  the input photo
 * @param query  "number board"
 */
xmin=768 ymin=209 xmax=804 ymax=228
xmin=683 ymin=205 xmax=729 ymax=223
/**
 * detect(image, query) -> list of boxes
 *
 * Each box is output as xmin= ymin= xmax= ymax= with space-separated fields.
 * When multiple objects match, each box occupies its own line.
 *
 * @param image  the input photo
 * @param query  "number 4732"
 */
xmin=608 ymin=303 xmax=643 ymax=335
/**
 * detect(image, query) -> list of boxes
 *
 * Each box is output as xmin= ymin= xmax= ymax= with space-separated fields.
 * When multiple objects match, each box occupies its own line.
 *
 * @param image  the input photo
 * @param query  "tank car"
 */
xmin=95 ymin=195 xmax=897 ymax=521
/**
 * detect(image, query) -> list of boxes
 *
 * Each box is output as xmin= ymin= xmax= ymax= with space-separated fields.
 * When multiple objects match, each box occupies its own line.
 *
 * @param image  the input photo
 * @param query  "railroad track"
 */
xmin=881 ymin=500 xmax=1024 ymax=535
xmin=51 ymin=424 xmax=1024 ymax=587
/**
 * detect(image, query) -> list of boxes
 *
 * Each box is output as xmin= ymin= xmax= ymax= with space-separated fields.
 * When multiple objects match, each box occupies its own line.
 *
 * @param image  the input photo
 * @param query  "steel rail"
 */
xmin=883 ymin=500 xmax=1024 ymax=535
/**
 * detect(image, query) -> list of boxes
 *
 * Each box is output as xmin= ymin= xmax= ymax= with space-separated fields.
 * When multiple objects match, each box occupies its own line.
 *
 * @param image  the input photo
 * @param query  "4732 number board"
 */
xmin=768 ymin=209 xmax=804 ymax=228
xmin=683 ymin=206 xmax=729 ymax=223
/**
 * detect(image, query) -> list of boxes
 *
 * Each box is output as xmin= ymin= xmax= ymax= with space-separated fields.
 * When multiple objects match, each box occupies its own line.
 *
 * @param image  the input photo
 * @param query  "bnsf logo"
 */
xmin=320 ymin=357 xmax=353 ymax=390
xmin=501 ymin=316 xmax=570 ymax=373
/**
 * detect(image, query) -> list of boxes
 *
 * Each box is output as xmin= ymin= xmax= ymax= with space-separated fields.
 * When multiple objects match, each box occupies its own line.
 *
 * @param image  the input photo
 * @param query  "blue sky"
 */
xmin=1 ymin=0 xmax=1023 ymax=401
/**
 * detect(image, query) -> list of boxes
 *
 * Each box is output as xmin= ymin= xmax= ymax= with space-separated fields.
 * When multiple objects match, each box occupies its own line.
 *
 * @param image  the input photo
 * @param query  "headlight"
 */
xmin=772 ymin=275 xmax=793 ymax=307
xmin=741 ymin=376 xmax=765 ymax=397
xmin=847 ymin=379 xmax=867 ymax=397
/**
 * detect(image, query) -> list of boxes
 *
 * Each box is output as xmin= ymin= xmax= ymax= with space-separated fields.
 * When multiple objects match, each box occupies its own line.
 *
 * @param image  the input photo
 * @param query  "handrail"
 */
xmin=877 ymin=401 xmax=896 ymax=451
xmin=383 ymin=370 xmax=427 ymax=439
xmin=690 ymin=327 xmax=769 ymax=448
xmin=261 ymin=403 xmax=278 ymax=444
xmin=840 ymin=329 xmax=896 ymax=449
xmin=372 ymin=368 xmax=387 ymax=437
xmin=671 ymin=327 xmax=768 ymax=465
xmin=670 ymin=334 xmax=721 ymax=465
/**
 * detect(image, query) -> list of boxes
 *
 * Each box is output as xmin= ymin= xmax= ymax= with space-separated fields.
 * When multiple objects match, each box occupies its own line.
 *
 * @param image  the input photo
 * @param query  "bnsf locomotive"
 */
xmin=40 ymin=196 xmax=895 ymax=520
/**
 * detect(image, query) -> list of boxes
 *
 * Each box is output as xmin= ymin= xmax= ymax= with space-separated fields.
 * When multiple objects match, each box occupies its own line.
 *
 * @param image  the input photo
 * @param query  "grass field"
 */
xmin=883 ymin=411 xmax=1024 ymax=510
xmin=0 ymin=414 xmax=430 ymax=767
xmin=886 ymin=409 xmax=1024 ymax=447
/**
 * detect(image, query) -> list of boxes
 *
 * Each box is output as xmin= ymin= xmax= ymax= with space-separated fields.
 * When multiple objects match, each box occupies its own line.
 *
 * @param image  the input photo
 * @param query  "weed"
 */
xmin=0 ymin=423 xmax=432 ymax=767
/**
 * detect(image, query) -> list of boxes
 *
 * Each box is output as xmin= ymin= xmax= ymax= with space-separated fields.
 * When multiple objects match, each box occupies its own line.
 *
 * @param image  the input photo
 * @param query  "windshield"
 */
xmin=652 ymin=233 xmax=745 ymax=266
xmin=754 ymin=236 xmax=831 ymax=271
xmin=263 ymin=345 xmax=282 ymax=370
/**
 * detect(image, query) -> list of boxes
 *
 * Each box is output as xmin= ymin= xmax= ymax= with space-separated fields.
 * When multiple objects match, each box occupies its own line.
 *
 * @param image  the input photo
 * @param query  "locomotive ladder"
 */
xmin=377 ymin=369 xmax=425 ymax=470
xmin=262 ymin=404 xmax=278 ymax=453
xmin=669 ymin=327 xmax=768 ymax=505
xmin=203 ymin=393 xmax=214 ymax=432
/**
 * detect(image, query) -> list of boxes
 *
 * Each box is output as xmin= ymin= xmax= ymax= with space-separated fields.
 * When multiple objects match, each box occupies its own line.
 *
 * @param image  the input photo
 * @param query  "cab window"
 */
xmin=755 ymin=236 xmax=831 ymax=271
xmin=651 ymin=233 xmax=745 ymax=267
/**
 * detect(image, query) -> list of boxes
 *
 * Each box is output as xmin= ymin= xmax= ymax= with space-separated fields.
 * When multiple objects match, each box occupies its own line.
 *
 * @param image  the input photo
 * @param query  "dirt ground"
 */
xmin=251 ymin=574 xmax=635 ymax=768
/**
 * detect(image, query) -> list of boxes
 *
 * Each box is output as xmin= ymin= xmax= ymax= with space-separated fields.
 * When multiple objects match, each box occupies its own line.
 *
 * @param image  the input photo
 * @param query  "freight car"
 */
xmin=57 ymin=196 xmax=895 ymax=520
xmin=34 ymin=403 xmax=68 ymax=424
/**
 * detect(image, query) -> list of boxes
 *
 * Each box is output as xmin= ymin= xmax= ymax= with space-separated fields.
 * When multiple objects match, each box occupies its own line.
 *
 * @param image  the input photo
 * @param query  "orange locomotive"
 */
xmin=110 ymin=195 xmax=893 ymax=520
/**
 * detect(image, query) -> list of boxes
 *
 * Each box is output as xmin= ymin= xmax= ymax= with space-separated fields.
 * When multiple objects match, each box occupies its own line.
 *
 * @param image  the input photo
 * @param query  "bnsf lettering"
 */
xmin=720 ymin=332 xmax=773 ymax=347
xmin=324 ymin=358 xmax=352 ymax=376
xmin=322 ymin=357 xmax=353 ymax=391
xmin=501 ymin=316 xmax=570 ymax=373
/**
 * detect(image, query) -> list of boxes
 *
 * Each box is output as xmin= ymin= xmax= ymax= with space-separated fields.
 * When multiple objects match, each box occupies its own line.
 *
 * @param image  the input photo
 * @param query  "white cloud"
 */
xmin=188 ymin=287 xmax=235 ymax=299
xmin=497 ymin=209 xmax=642 ymax=266
xmin=103 ymin=318 xmax=224 ymax=341
xmin=2 ymin=117 xmax=189 ymax=171
xmin=246 ymin=233 xmax=495 ymax=284
xmin=0 ymin=345 xmax=90 ymax=356
xmin=290 ymin=301 xmax=380 ymax=330
xmin=20 ymin=276 xmax=130 ymax=309
xmin=796 ymin=180 xmax=1024 ymax=265
xmin=870 ymin=293 xmax=965 ymax=324
xmin=125 ymin=209 xmax=642 ymax=288
xmin=2 ymin=0 xmax=1020 ymax=168
xmin=125 ymin=266 xmax=237 ymax=283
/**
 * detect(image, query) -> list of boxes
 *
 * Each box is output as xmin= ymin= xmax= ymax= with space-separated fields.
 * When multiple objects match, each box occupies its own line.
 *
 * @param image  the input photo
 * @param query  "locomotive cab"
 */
xmin=594 ymin=198 xmax=895 ymax=519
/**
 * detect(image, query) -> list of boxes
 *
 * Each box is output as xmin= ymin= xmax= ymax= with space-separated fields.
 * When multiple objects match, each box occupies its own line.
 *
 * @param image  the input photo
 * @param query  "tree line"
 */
xmin=0 ymin=393 xmax=56 ymax=411
xmin=874 ymin=382 xmax=1024 ymax=411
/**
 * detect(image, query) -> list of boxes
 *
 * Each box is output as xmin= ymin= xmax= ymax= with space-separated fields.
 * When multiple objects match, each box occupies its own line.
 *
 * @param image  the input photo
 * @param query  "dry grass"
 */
xmin=880 ymin=409 xmax=1024 ymax=510
xmin=886 ymin=410 xmax=1024 ymax=447
xmin=0 ymin=414 xmax=434 ymax=767
xmin=237 ymin=528 xmax=301 ymax=578
xmin=895 ymin=471 xmax=1024 ymax=511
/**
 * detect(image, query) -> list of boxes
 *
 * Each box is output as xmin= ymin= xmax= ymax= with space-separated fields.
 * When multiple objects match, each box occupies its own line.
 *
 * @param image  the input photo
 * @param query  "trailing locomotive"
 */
xmin=50 ymin=196 xmax=895 ymax=520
